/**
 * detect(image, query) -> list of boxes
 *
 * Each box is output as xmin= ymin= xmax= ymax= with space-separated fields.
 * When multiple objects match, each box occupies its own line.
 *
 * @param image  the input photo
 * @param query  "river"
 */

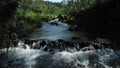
xmin=29 ymin=19 xmax=89 ymax=41
xmin=0 ymin=19 xmax=120 ymax=68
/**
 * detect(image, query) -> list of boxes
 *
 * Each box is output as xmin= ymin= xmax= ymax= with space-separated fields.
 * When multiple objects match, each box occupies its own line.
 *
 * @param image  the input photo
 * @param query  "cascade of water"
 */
xmin=0 ymin=45 xmax=120 ymax=68
xmin=16 ymin=39 xmax=116 ymax=53
xmin=25 ymin=44 xmax=31 ymax=50
xmin=1 ymin=19 xmax=120 ymax=68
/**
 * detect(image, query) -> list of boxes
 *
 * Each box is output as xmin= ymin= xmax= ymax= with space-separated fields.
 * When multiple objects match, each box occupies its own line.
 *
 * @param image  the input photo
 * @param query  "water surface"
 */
xmin=29 ymin=19 xmax=89 ymax=41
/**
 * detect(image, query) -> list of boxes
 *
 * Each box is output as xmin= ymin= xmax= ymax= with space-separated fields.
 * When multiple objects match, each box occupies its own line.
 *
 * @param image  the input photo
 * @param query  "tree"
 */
xmin=0 ymin=0 xmax=19 ymax=49
xmin=62 ymin=0 xmax=96 ymax=15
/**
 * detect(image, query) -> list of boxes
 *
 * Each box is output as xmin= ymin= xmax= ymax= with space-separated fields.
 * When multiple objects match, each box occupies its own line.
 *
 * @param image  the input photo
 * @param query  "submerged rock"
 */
xmin=17 ymin=38 xmax=119 ymax=51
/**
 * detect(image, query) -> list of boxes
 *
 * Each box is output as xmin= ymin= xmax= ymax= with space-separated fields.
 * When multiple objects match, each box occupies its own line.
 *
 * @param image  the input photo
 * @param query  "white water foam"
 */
xmin=0 ymin=47 xmax=120 ymax=68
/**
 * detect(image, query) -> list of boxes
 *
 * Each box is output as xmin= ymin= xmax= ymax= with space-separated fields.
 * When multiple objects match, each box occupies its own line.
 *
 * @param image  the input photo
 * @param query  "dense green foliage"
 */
xmin=0 ymin=0 xmax=97 ymax=48
xmin=66 ymin=0 xmax=120 ymax=42
xmin=0 ymin=0 xmax=19 ymax=49
xmin=1 ymin=0 xmax=115 ymax=49
xmin=15 ymin=0 xmax=63 ymax=37
xmin=0 ymin=0 xmax=62 ymax=48
xmin=62 ymin=0 xmax=96 ymax=15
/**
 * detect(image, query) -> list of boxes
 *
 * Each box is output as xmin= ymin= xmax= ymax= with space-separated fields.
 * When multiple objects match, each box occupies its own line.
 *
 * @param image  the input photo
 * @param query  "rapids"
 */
xmin=0 ymin=19 xmax=120 ymax=68
xmin=0 ymin=47 xmax=120 ymax=68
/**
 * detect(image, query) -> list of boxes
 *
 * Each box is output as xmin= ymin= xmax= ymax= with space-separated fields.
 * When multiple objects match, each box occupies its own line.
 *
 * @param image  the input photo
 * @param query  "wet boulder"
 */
xmin=50 ymin=22 xmax=59 ymax=26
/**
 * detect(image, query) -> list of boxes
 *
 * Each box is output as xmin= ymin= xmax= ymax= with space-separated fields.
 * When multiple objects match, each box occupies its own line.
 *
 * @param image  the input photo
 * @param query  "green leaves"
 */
xmin=0 ymin=0 xmax=63 ymax=48
xmin=25 ymin=11 xmax=37 ymax=19
xmin=62 ymin=0 xmax=96 ymax=15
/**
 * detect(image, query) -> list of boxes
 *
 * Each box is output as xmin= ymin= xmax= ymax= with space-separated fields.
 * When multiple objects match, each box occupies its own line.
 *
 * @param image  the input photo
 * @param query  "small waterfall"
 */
xmin=25 ymin=44 xmax=31 ymax=50
xmin=17 ymin=39 xmax=112 ymax=51
xmin=1 ymin=19 xmax=120 ymax=68
xmin=0 ymin=39 xmax=120 ymax=68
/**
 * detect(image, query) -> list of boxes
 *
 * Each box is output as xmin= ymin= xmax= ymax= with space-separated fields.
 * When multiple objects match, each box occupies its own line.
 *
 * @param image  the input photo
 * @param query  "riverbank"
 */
xmin=66 ymin=0 xmax=120 ymax=43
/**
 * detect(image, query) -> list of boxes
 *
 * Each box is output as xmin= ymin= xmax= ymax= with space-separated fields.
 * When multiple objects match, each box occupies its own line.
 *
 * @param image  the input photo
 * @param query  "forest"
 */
xmin=1 ymin=0 xmax=120 ymax=49
xmin=0 ymin=0 xmax=120 ymax=68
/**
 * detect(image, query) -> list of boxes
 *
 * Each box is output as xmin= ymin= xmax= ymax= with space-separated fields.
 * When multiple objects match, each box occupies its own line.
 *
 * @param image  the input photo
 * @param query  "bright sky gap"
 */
xmin=44 ymin=0 xmax=63 ymax=2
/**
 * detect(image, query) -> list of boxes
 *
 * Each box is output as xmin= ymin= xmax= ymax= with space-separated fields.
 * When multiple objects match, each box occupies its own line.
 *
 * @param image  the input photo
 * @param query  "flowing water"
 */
xmin=29 ymin=19 xmax=89 ymax=41
xmin=0 ymin=19 xmax=120 ymax=68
